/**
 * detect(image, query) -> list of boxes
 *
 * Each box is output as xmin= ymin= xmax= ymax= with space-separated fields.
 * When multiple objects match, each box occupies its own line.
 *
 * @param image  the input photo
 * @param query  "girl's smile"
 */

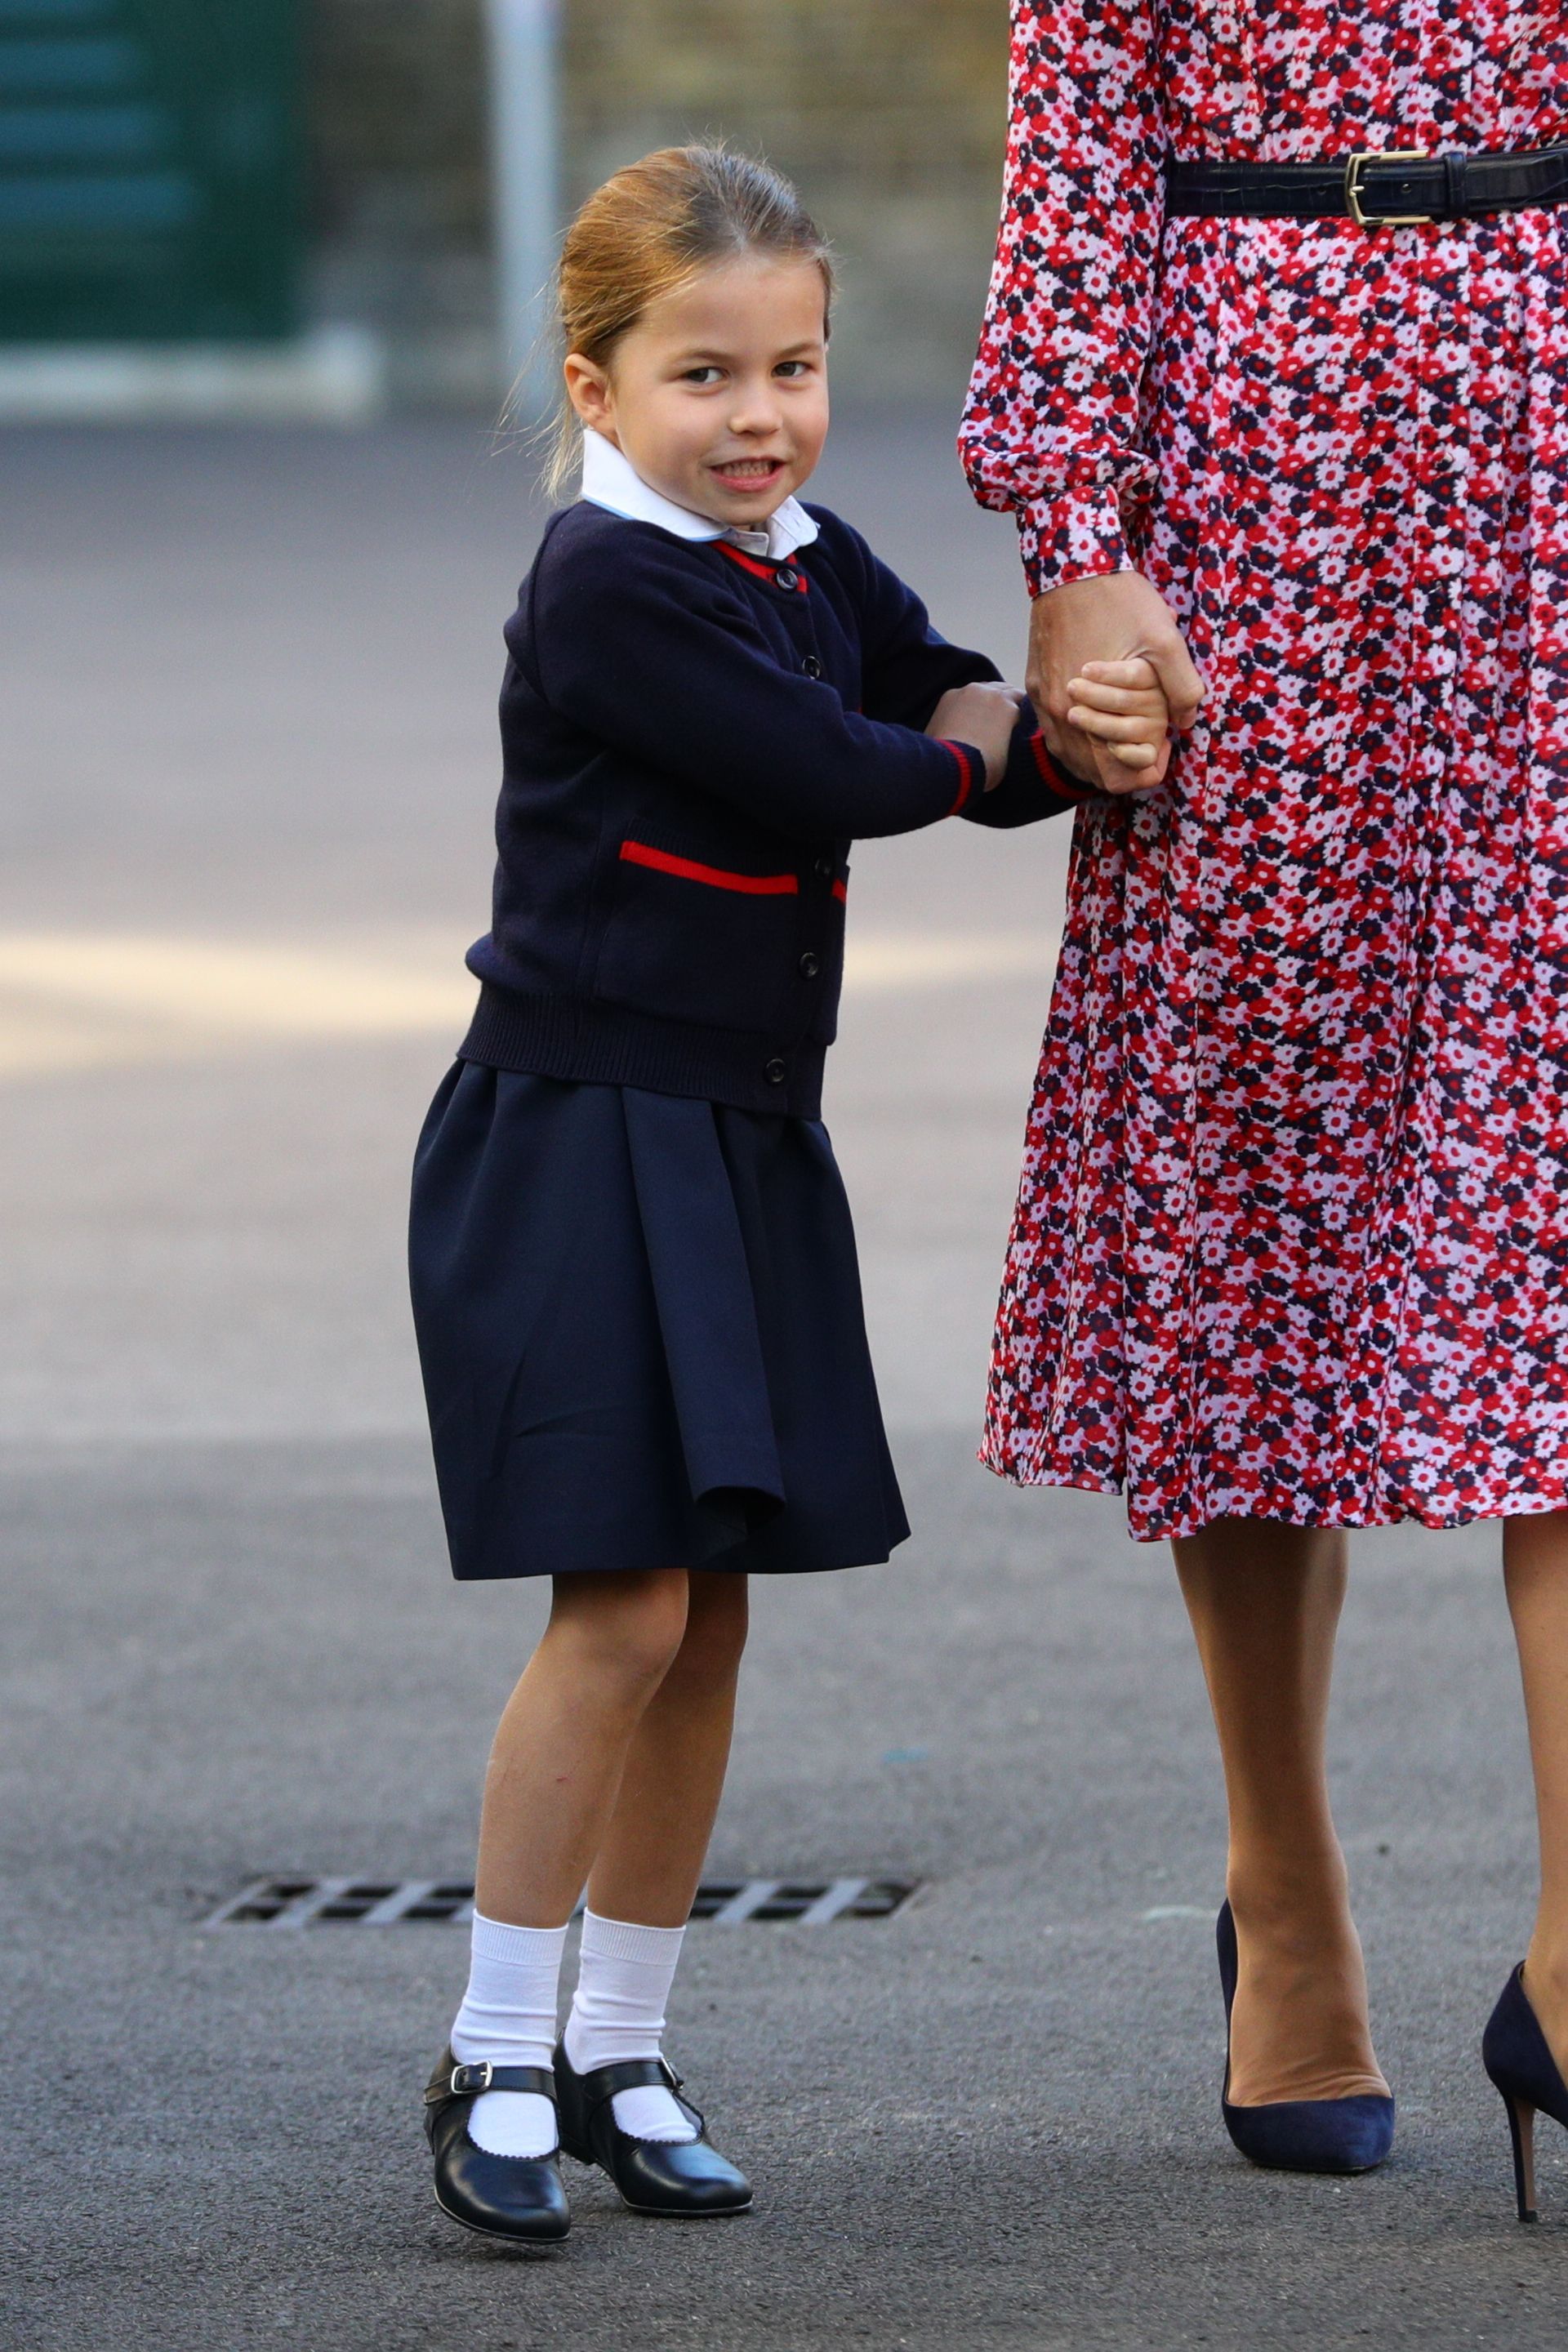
xmin=709 ymin=456 xmax=786 ymax=487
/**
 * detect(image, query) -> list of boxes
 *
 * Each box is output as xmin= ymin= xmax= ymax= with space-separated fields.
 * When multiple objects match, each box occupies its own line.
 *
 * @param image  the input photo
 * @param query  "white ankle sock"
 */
xmin=449 ymin=1912 xmax=568 ymax=2158
xmin=564 ymin=1911 xmax=698 ymax=2144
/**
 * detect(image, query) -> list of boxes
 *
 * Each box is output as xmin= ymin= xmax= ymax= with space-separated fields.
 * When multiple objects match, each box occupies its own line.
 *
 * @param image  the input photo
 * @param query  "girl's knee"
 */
xmin=549 ymin=1570 xmax=691 ymax=1688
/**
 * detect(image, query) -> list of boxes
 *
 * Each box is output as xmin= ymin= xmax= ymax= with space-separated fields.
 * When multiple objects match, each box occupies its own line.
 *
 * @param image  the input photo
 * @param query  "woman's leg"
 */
xmin=474 ymin=1568 xmax=693 ymax=1927
xmin=1174 ymin=1517 xmax=1388 ymax=2105
xmin=587 ymin=1570 xmax=751 ymax=1923
xmin=1503 ymin=1508 xmax=1568 ymax=2073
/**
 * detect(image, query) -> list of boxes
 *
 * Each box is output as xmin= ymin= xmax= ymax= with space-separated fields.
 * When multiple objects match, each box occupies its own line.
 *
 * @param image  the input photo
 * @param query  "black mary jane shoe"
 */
xmin=424 ymin=2047 xmax=571 ymax=2249
xmin=554 ymin=2042 xmax=752 ymax=2217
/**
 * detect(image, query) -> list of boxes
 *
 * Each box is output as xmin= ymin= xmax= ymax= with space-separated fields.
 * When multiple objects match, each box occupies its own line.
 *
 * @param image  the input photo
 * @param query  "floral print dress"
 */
xmin=960 ymin=1 xmax=1568 ymax=1539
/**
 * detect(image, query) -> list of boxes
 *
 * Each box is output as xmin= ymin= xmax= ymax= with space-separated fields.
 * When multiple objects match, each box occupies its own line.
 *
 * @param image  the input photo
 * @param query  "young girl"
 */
xmin=410 ymin=143 xmax=1168 ymax=2248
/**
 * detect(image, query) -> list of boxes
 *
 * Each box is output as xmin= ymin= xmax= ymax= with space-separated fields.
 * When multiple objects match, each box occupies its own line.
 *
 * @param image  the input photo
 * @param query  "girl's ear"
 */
xmin=564 ymin=353 xmax=615 ymax=438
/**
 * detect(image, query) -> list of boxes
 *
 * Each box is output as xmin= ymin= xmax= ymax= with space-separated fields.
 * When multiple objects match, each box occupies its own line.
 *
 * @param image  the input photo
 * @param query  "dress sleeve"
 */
xmin=958 ymin=0 xmax=1169 ymax=597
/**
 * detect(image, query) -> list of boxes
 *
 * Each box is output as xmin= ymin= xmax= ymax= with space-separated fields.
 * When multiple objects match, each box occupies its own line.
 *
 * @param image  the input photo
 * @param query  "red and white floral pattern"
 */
xmin=961 ymin=1 xmax=1568 ymax=1539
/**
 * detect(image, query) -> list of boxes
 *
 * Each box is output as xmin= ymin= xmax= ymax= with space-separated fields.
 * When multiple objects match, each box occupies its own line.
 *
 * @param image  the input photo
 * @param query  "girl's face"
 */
xmin=566 ymin=256 xmax=830 ymax=526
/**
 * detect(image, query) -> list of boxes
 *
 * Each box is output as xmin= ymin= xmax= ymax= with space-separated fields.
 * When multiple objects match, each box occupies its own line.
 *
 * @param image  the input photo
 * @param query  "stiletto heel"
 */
xmin=1483 ymin=1964 xmax=1568 ymax=2223
xmin=1215 ymin=1902 xmax=1395 ymax=2175
xmin=1503 ymin=2091 xmax=1539 ymax=2224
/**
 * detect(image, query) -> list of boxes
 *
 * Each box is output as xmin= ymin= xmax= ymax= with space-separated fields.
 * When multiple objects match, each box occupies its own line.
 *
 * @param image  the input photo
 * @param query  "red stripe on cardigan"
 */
xmin=619 ymin=840 xmax=800 ymax=895
xmin=940 ymin=741 xmax=977 ymax=814
xmin=832 ymin=878 xmax=848 ymax=904
xmin=716 ymin=541 xmax=808 ymax=590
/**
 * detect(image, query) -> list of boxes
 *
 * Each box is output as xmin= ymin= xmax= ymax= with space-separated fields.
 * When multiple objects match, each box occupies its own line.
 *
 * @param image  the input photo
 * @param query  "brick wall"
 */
xmin=560 ymin=1 xmax=1010 ymax=399
xmin=309 ymin=0 xmax=1010 ymax=405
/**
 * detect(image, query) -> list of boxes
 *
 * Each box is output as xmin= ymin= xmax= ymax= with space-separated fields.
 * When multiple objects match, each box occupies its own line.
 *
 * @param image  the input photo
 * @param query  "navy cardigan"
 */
xmin=461 ymin=499 xmax=1089 ymax=1118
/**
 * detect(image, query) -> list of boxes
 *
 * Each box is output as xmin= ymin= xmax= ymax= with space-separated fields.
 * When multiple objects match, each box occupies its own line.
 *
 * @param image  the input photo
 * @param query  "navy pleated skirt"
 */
xmin=408 ymin=1064 xmax=909 ymax=1579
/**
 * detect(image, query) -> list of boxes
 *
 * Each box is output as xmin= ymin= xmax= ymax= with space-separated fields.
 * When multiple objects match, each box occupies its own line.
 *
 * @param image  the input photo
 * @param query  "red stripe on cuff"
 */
xmin=831 ymin=878 xmax=848 ymax=905
xmin=1031 ymin=730 xmax=1100 ymax=802
xmin=940 ymin=741 xmax=977 ymax=814
xmin=619 ymin=840 xmax=800 ymax=895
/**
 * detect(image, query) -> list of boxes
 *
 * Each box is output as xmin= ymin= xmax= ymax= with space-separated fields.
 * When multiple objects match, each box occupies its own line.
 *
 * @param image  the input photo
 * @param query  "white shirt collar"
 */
xmin=578 ymin=430 xmax=819 ymax=563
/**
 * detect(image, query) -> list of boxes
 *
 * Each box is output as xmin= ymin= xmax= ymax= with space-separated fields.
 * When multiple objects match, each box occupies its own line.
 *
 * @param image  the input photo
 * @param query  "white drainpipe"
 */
xmin=485 ymin=0 xmax=560 ymax=416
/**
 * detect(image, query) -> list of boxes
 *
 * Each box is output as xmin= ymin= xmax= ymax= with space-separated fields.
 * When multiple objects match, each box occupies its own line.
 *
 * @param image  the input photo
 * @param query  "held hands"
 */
xmin=924 ymin=680 xmax=1028 ymax=791
xmin=1065 ymin=657 xmax=1172 ymax=783
xmin=1028 ymin=571 xmax=1204 ymax=794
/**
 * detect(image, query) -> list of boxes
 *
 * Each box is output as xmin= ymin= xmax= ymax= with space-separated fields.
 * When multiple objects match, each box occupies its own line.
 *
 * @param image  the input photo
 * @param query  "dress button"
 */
xmin=764 ymin=1058 xmax=787 ymax=1085
xmin=775 ymin=567 xmax=800 ymax=593
xmin=799 ymin=951 xmax=820 ymax=979
xmin=802 ymin=653 xmax=822 ymax=678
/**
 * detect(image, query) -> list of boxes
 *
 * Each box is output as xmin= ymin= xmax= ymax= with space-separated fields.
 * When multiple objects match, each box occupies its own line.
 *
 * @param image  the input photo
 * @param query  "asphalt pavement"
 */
xmin=2 ymin=413 xmax=1561 ymax=2350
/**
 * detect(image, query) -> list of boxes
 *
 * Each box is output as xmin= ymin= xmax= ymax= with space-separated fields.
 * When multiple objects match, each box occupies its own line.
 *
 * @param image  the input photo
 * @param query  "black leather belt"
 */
xmin=1168 ymin=145 xmax=1568 ymax=228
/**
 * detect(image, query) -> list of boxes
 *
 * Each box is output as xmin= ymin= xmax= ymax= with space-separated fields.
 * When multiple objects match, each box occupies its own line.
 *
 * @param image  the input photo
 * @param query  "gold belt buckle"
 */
xmin=1344 ymin=149 xmax=1434 ymax=228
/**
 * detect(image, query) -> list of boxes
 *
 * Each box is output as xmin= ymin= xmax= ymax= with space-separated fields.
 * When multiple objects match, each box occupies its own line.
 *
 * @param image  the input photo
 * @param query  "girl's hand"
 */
xmin=1065 ymin=657 xmax=1172 ymax=794
xmin=925 ymin=681 xmax=1027 ymax=791
xmin=1028 ymin=571 xmax=1202 ymax=789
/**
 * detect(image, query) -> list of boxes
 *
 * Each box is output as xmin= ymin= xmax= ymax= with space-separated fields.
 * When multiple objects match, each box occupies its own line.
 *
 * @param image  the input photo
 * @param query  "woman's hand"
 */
xmin=1066 ymin=657 xmax=1171 ymax=784
xmin=1028 ymin=572 xmax=1203 ymax=792
xmin=925 ymin=680 xmax=1028 ymax=791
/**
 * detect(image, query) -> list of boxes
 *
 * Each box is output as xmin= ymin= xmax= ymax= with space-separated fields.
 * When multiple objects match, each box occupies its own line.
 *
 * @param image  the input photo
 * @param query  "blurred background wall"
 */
xmin=560 ymin=2 xmax=1009 ymax=399
xmin=311 ymin=0 xmax=495 ymax=406
xmin=0 ymin=0 xmax=1010 ymax=412
xmin=313 ymin=0 xmax=1011 ymax=405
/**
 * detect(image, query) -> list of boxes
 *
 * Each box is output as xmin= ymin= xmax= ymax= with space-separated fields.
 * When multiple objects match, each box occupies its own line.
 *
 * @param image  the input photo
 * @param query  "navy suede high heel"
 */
xmin=1482 ymin=1964 xmax=1568 ymax=2223
xmin=1216 ymin=1901 xmax=1395 ymax=2174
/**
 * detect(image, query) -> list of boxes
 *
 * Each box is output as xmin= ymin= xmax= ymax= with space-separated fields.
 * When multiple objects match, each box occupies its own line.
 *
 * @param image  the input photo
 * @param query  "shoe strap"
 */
xmin=577 ymin=2055 xmax=683 ymax=2104
xmin=426 ymin=2060 xmax=556 ymax=2106
xmin=576 ymin=2054 xmax=706 ymax=2136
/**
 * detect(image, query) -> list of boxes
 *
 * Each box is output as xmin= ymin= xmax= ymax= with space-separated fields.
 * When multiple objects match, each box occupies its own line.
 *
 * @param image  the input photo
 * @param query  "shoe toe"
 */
xmin=620 ymin=2136 xmax=752 ymax=2214
xmin=431 ymin=2120 xmax=571 ymax=2244
xmin=1224 ymin=2092 xmax=1395 ymax=2176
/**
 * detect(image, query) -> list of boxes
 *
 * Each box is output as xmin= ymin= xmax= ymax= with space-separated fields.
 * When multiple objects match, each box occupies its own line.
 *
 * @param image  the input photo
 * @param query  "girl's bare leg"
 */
xmin=1503 ymin=1508 xmax=1568 ymax=2074
xmin=588 ymin=1570 xmax=750 ymax=1925
xmin=474 ymin=1568 xmax=693 ymax=1927
xmin=1174 ymin=1517 xmax=1388 ymax=2105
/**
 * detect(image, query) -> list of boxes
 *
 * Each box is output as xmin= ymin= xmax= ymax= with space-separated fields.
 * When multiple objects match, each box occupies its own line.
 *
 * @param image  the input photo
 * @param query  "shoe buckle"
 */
xmin=448 ymin=2060 xmax=493 ymax=2096
xmin=1344 ymin=149 xmax=1434 ymax=228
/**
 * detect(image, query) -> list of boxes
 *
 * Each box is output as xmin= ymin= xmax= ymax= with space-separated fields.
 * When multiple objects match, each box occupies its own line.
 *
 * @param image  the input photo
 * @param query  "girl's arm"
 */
xmin=842 ymin=516 xmax=1089 ymax=825
xmin=957 ymin=0 xmax=1168 ymax=596
xmin=526 ymin=529 xmax=1002 ymax=840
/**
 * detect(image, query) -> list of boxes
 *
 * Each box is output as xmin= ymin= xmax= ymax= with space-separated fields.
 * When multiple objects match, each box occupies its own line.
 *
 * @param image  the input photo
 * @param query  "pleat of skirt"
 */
xmin=408 ymin=1063 xmax=909 ymax=1579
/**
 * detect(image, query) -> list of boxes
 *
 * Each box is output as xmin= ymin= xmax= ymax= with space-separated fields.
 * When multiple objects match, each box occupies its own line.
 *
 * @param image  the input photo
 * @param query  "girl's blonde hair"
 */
xmin=538 ymin=144 xmax=835 ymax=499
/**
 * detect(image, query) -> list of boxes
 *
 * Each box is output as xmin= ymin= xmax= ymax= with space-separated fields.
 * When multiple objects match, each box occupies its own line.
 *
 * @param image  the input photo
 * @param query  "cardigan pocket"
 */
xmin=594 ymin=835 xmax=802 ymax=1033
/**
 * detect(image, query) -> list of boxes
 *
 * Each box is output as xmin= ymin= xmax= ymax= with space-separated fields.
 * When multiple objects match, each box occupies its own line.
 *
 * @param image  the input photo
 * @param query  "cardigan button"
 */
xmin=799 ymin=951 xmax=820 ymax=979
xmin=802 ymin=653 xmax=822 ymax=678
xmin=814 ymin=855 xmax=833 ymax=878
xmin=775 ymin=566 xmax=800 ymax=593
xmin=764 ymin=1058 xmax=787 ymax=1085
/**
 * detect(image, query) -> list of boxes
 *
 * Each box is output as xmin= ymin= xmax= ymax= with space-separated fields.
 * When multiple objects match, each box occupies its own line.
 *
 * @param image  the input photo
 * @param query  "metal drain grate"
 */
xmin=687 ymin=1878 xmax=913 ymax=1923
xmin=203 ymin=1875 xmax=918 ymax=1929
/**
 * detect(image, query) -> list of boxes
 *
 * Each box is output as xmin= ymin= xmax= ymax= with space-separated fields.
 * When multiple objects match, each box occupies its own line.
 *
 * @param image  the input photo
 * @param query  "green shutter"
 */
xmin=0 ymin=0 xmax=301 ymax=342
